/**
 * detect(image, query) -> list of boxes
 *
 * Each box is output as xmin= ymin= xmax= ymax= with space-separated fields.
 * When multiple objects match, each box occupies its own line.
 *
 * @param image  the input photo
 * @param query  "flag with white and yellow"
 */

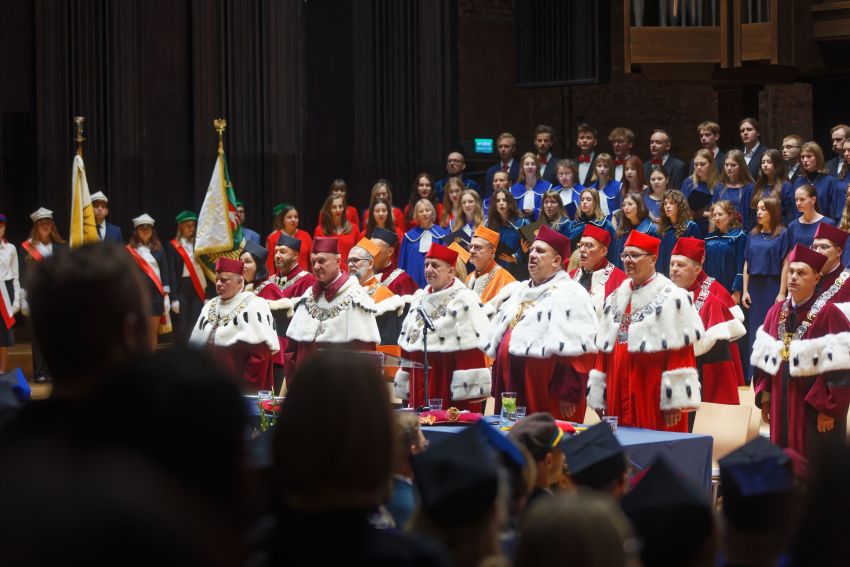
xmin=69 ymin=154 xmax=99 ymax=247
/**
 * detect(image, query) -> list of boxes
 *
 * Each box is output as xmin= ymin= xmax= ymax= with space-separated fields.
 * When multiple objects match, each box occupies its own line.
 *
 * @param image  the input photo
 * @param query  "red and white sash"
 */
xmin=0 ymin=282 xmax=13 ymax=330
xmin=126 ymin=245 xmax=164 ymax=296
xmin=21 ymin=240 xmax=44 ymax=263
xmin=170 ymin=239 xmax=205 ymax=301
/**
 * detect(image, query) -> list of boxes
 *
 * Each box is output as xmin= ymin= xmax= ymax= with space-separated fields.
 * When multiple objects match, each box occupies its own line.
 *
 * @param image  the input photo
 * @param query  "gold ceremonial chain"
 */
xmin=471 ymin=265 xmax=500 ymax=298
xmin=406 ymin=289 xmax=458 ymax=344
xmin=205 ymin=295 xmax=253 ymax=344
xmin=304 ymin=295 xmax=354 ymax=321
xmin=276 ymin=270 xmax=308 ymax=291
xmin=777 ymin=270 xmax=849 ymax=361
xmin=508 ymin=299 xmax=536 ymax=329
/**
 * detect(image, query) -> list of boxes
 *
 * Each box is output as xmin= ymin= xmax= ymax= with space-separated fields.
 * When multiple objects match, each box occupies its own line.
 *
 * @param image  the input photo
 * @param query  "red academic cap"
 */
xmin=624 ymin=230 xmax=661 ymax=256
xmin=671 ymin=237 xmax=705 ymax=264
xmin=813 ymin=222 xmax=849 ymax=249
xmin=425 ymin=242 xmax=459 ymax=266
xmin=787 ymin=244 xmax=827 ymax=273
xmin=535 ymin=224 xmax=571 ymax=260
xmin=581 ymin=223 xmax=612 ymax=247
xmin=312 ymin=237 xmax=339 ymax=254
xmin=215 ymin=257 xmax=244 ymax=274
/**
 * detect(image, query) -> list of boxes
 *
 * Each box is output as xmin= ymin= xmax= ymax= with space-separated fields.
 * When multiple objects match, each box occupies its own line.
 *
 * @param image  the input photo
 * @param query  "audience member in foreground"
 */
xmin=272 ymin=352 xmax=450 ymax=567
xmin=561 ymin=422 xmax=628 ymax=498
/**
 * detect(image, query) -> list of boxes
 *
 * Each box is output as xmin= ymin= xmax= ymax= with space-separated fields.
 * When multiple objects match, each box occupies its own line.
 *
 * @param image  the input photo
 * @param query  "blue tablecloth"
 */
xmin=423 ymin=420 xmax=713 ymax=493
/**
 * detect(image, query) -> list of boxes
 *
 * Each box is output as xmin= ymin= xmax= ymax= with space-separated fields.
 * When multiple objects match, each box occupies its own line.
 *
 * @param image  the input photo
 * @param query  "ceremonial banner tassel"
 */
xmin=195 ymin=118 xmax=245 ymax=280
xmin=69 ymin=116 xmax=99 ymax=247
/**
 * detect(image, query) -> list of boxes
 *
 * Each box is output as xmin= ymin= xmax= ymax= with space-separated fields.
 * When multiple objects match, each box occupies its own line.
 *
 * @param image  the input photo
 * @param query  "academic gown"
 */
xmin=642 ymin=191 xmax=663 ymax=220
xmin=656 ymin=221 xmax=702 ymax=276
xmin=313 ymin=226 xmax=358 ymax=266
xmin=704 ymin=228 xmax=747 ymax=294
xmin=269 ymin=264 xmax=316 ymax=377
xmin=510 ymin=179 xmax=552 ymax=221
xmin=398 ymin=225 xmax=448 ymax=289
xmin=377 ymin=262 xmax=420 ymax=296
xmin=787 ymin=216 xmax=836 ymax=249
xmin=466 ymin=261 xmax=517 ymax=304
xmin=692 ymin=271 xmax=746 ymax=387
xmin=748 ymin=182 xmax=789 ymax=230
xmin=556 ymin=185 xmax=585 ymax=220
xmin=568 ymin=218 xmax=617 ymax=264
xmin=492 ymin=218 xmax=529 ymax=276
xmin=751 ymin=296 xmax=850 ymax=462
xmin=680 ymin=178 xmax=721 ymax=235
xmin=569 ymin=260 xmax=628 ymax=318
xmin=588 ymin=180 xmax=622 ymax=221
xmin=714 ymin=183 xmax=755 ymax=232
xmin=613 ymin=218 xmax=657 ymax=270
xmin=791 ymin=174 xmax=840 ymax=222
xmin=265 ymin=229 xmax=313 ymax=273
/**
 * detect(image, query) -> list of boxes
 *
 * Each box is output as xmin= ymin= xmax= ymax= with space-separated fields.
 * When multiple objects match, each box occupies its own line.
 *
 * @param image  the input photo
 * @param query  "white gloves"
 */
xmin=171 ymin=300 xmax=180 ymax=314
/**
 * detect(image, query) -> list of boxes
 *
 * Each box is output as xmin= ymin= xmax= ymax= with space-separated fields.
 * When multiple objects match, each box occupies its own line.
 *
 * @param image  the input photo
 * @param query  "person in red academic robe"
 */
xmin=588 ymin=230 xmax=704 ymax=432
xmin=284 ymin=237 xmax=381 ymax=386
xmin=370 ymin=227 xmax=420 ymax=296
xmin=811 ymin=222 xmax=850 ymax=314
xmin=669 ymin=237 xmax=745 ymax=405
xmin=751 ymin=244 xmax=850 ymax=464
xmin=190 ymin=257 xmax=279 ymax=392
xmin=568 ymin=223 xmax=627 ymax=317
xmin=394 ymin=243 xmax=491 ymax=412
xmin=486 ymin=225 xmax=598 ymax=421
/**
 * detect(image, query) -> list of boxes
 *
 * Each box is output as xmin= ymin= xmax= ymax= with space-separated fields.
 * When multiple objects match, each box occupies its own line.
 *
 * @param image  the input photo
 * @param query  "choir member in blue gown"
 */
xmin=791 ymin=141 xmax=840 ymax=222
xmin=620 ymin=155 xmax=649 ymax=197
xmin=539 ymin=190 xmax=572 ymax=236
xmin=481 ymin=171 xmax=511 ymax=219
xmin=612 ymin=193 xmax=657 ymax=270
xmin=680 ymin=149 xmax=722 ymax=236
xmin=838 ymin=185 xmax=850 ymax=267
xmin=587 ymin=153 xmax=622 ymax=221
xmin=445 ymin=189 xmax=485 ymax=247
xmin=750 ymin=149 xmax=790 ymax=229
xmin=786 ymin=184 xmax=836 ymax=249
xmin=656 ymin=189 xmax=701 ymax=276
xmin=486 ymin=188 xmax=529 ymax=274
xmin=554 ymin=159 xmax=584 ymax=219
xmin=567 ymin=188 xmax=616 ymax=263
xmin=742 ymin=197 xmax=789 ymax=380
xmin=642 ymin=164 xmax=669 ymax=220
xmin=714 ymin=149 xmax=755 ymax=233
xmin=510 ymin=152 xmax=552 ymax=221
xmin=705 ymin=201 xmax=747 ymax=298
xmin=398 ymin=199 xmax=447 ymax=288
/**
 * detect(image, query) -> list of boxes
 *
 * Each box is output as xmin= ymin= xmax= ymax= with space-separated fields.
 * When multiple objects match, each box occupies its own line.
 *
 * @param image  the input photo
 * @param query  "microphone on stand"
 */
xmin=416 ymin=305 xmax=436 ymax=331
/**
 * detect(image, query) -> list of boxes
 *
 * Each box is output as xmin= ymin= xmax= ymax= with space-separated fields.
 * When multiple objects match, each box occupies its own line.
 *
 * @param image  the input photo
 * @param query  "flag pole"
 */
xmin=213 ymin=117 xmax=227 ymax=154
xmin=74 ymin=116 xmax=86 ymax=157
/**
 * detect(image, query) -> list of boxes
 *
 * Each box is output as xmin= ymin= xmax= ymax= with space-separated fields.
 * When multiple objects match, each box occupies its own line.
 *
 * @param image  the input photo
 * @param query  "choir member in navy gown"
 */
xmin=681 ymin=149 xmax=722 ymax=236
xmin=705 ymin=201 xmax=747 ymax=300
xmin=399 ymin=200 xmax=447 ymax=288
xmin=445 ymin=189 xmax=485 ymax=248
xmin=791 ymin=142 xmax=840 ymax=222
xmin=838 ymin=186 xmax=850 ymax=268
xmin=715 ymin=150 xmax=755 ymax=232
xmin=510 ymin=152 xmax=552 ymax=221
xmin=485 ymin=188 xmax=529 ymax=276
xmin=656 ymin=189 xmax=701 ymax=276
xmin=587 ymin=153 xmax=621 ymax=222
xmin=567 ymin=188 xmax=616 ymax=263
xmin=742 ymin=197 xmax=789 ymax=380
xmin=739 ymin=118 xmax=766 ymax=182
xmin=620 ymin=155 xmax=649 ymax=197
xmin=612 ymin=193 xmax=656 ymax=270
xmin=554 ymin=159 xmax=584 ymax=220
xmin=751 ymin=149 xmax=790 ymax=230
xmin=787 ymin=184 xmax=836 ymax=249
xmin=539 ymin=190 xmax=571 ymax=236
xmin=643 ymin=164 xmax=668 ymax=220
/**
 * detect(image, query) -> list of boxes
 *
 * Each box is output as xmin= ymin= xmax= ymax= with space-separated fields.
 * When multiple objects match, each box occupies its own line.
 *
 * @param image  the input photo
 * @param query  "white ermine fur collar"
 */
xmin=285 ymin=276 xmax=381 ymax=344
xmin=191 ymin=291 xmax=280 ymax=352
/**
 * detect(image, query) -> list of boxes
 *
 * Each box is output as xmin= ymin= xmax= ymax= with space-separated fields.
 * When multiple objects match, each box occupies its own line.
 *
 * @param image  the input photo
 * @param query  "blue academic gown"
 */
xmin=398 ymin=225 xmax=447 ymax=288
xmin=642 ymin=190 xmax=663 ymax=220
xmin=680 ymin=178 xmax=721 ymax=236
xmin=511 ymin=180 xmax=552 ymax=221
xmin=569 ymin=217 xmax=617 ymax=263
xmin=556 ymin=185 xmax=585 ymax=220
xmin=704 ymin=228 xmax=747 ymax=293
xmin=588 ymin=180 xmax=622 ymax=222
xmin=749 ymin=183 xmax=789 ymax=230
xmin=656 ymin=220 xmax=701 ymax=276
xmin=791 ymin=174 xmax=840 ymax=222
xmin=786 ymin=216 xmax=836 ymax=249
xmin=485 ymin=161 xmax=520 ymax=198
xmin=548 ymin=217 xmax=572 ymax=238
xmin=492 ymin=218 xmax=529 ymax=269
xmin=434 ymin=175 xmax=481 ymax=201
xmin=612 ymin=217 xmax=657 ymax=270
xmin=714 ymin=183 xmax=755 ymax=232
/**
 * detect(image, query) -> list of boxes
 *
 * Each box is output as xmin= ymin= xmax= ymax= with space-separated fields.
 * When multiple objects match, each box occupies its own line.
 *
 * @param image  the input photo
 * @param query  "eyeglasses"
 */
xmin=620 ymin=252 xmax=651 ymax=261
xmin=347 ymin=257 xmax=369 ymax=264
xmin=812 ymin=243 xmax=834 ymax=252
xmin=576 ymin=242 xmax=597 ymax=250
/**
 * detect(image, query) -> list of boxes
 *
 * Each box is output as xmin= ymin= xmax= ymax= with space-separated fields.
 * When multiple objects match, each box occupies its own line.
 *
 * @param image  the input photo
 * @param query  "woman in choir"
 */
xmin=440 ymin=176 xmax=464 ymax=227
xmin=612 ymin=193 xmax=656 ymax=270
xmin=266 ymin=203 xmax=312 ymax=273
xmin=511 ymin=152 xmax=552 ymax=220
xmin=704 ymin=200 xmax=747 ymax=300
xmin=447 ymin=189 xmax=485 ymax=247
xmin=655 ymin=190 xmax=700 ymax=276
xmin=750 ymin=149 xmax=789 ymax=229
xmin=786 ymin=184 xmax=836 ymax=248
xmin=587 ymin=153 xmax=621 ymax=221
xmin=680 ymin=149 xmax=721 ymax=235
xmin=643 ymin=164 xmax=669 ymax=220
xmin=486 ymin=188 xmax=529 ymax=273
xmin=742 ymin=197 xmax=789 ymax=378
xmin=404 ymin=173 xmax=442 ymax=228
xmin=620 ymin=155 xmax=648 ymax=197
xmin=793 ymin=141 xmax=840 ymax=222
xmin=554 ymin=159 xmax=583 ymax=220
xmin=316 ymin=179 xmax=360 ymax=233
xmin=360 ymin=198 xmax=404 ymax=257
xmin=715 ymin=149 xmax=755 ymax=232
xmin=568 ymin=188 xmax=616 ymax=262
xmin=362 ymin=179 xmax=406 ymax=232
xmin=839 ymin=184 xmax=850 ymax=267
xmin=398 ymin=199 xmax=447 ymax=288
xmin=539 ymin=189 xmax=572 ymax=236
xmin=314 ymin=194 xmax=358 ymax=265
xmin=127 ymin=214 xmax=172 ymax=349
xmin=0 ymin=215 xmax=19 ymax=373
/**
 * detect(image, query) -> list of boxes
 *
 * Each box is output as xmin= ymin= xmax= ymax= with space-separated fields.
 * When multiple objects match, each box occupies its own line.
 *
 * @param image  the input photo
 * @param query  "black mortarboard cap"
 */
xmin=687 ymin=189 xmax=713 ymax=213
xmin=243 ymin=240 xmax=268 ymax=264
xmin=620 ymin=456 xmax=713 ymax=567
xmin=276 ymin=232 xmax=301 ymax=251
xmin=719 ymin=437 xmax=796 ymax=530
xmin=476 ymin=419 xmax=525 ymax=470
xmin=411 ymin=425 xmax=499 ymax=526
xmin=371 ymin=227 xmax=398 ymax=247
xmin=507 ymin=412 xmax=563 ymax=462
xmin=561 ymin=422 xmax=626 ymax=490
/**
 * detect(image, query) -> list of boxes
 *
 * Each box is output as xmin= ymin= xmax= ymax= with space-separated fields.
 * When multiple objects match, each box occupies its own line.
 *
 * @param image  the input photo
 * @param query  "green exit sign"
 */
xmin=474 ymin=138 xmax=494 ymax=154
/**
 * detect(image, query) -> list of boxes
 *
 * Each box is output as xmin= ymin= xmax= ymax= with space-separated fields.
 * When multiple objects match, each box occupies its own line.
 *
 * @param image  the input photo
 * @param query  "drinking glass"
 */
xmin=500 ymin=392 xmax=517 ymax=427
xmin=428 ymin=398 xmax=443 ymax=411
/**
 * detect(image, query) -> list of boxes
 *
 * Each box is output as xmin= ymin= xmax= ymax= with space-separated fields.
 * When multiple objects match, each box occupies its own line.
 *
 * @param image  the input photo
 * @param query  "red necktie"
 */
xmin=501 ymin=163 xmax=509 ymax=173
xmin=578 ymin=155 xmax=591 ymax=163
xmin=651 ymin=159 xmax=663 ymax=165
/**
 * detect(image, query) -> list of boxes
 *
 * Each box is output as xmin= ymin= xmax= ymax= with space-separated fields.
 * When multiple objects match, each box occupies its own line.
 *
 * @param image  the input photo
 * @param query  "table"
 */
xmin=423 ymin=419 xmax=713 ymax=493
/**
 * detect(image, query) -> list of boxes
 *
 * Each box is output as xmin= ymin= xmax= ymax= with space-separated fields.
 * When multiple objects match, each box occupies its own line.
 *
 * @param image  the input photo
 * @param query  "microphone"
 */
xmin=416 ymin=305 xmax=436 ymax=331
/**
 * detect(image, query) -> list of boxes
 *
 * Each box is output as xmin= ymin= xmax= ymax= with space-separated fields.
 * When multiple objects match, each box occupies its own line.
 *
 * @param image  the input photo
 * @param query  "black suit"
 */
xmin=540 ymin=155 xmax=559 ymax=184
xmin=166 ymin=239 xmax=210 ymax=343
xmin=484 ymin=159 xmax=520 ymax=197
xmin=826 ymin=156 xmax=847 ymax=179
xmin=643 ymin=155 xmax=687 ymax=190
xmin=786 ymin=162 xmax=801 ymax=184
xmin=744 ymin=144 xmax=767 ymax=181
xmin=577 ymin=151 xmax=596 ymax=187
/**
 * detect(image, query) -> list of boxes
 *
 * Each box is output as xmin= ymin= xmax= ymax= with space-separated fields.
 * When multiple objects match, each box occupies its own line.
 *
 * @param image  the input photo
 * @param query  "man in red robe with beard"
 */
xmin=568 ymin=224 xmax=627 ymax=317
xmin=811 ymin=222 xmax=850 ymax=315
xmin=751 ymin=244 xmax=850 ymax=467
